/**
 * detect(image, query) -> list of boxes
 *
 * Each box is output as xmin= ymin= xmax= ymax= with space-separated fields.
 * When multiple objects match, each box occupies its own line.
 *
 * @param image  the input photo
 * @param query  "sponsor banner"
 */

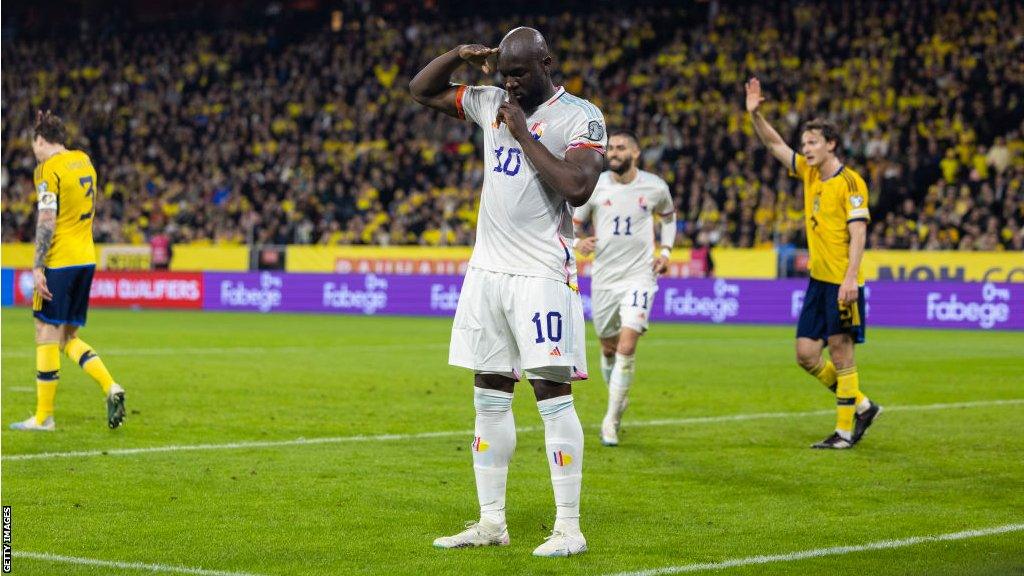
xmin=11 ymin=270 xmax=203 ymax=309
xmin=333 ymin=258 xmax=470 ymax=276
xmin=653 ymin=279 xmax=1023 ymax=330
xmin=1 ymin=269 xmax=13 ymax=306
xmin=0 ymin=243 xmax=248 ymax=272
xmin=89 ymin=271 xmax=203 ymax=308
xmin=288 ymin=245 xmax=770 ymax=279
xmin=863 ymin=250 xmax=1024 ymax=283
xmin=201 ymin=272 xmax=1022 ymax=330
xmin=204 ymin=272 xmax=460 ymax=316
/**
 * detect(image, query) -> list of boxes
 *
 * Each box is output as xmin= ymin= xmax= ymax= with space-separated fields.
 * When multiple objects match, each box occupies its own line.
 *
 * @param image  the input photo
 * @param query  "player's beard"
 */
xmin=610 ymin=156 xmax=633 ymax=175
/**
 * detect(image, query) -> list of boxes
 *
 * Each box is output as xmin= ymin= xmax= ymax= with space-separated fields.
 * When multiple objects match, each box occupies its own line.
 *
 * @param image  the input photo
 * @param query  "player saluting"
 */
xmin=745 ymin=78 xmax=881 ymax=449
xmin=573 ymin=131 xmax=676 ymax=446
xmin=411 ymin=27 xmax=606 ymax=556
xmin=10 ymin=111 xmax=126 ymax=432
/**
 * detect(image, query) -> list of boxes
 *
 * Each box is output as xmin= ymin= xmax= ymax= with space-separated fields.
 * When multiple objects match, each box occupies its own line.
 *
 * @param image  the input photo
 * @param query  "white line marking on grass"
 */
xmin=6 ymin=386 xmax=36 ymax=393
xmin=602 ymin=522 xmax=1024 ymax=576
xmin=3 ymin=398 xmax=1021 ymax=462
xmin=13 ymin=551 xmax=268 ymax=576
xmin=0 ymin=343 xmax=449 ymax=359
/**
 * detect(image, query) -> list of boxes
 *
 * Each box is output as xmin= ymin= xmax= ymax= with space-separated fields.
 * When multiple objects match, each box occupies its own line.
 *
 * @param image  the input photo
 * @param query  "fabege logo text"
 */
xmin=430 ymin=284 xmax=460 ymax=311
xmin=926 ymin=282 xmax=1010 ymax=329
xmin=220 ymin=272 xmax=282 ymax=312
xmin=323 ymin=274 xmax=388 ymax=314
xmin=663 ymin=279 xmax=740 ymax=323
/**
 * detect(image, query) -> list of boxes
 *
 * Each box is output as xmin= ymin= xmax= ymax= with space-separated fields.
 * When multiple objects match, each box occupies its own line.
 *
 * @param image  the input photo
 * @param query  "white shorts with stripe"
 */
xmin=449 ymin=267 xmax=588 ymax=383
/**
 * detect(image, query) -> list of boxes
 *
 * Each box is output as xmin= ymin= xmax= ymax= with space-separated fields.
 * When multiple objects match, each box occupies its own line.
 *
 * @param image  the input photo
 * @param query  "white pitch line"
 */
xmin=602 ymin=522 xmax=1024 ymax=576
xmin=0 ymin=342 xmax=449 ymax=359
xmin=3 ymin=398 xmax=1021 ymax=462
xmin=13 ymin=550 xmax=268 ymax=576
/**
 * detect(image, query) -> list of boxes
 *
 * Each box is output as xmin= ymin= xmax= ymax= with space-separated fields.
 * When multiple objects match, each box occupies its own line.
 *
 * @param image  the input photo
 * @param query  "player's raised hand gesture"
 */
xmin=745 ymin=77 xmax=766 ymax=114
xmin=458 ymin=45 xmax=498 ymax=74
xmin=496 ymin=88 xmax=529 ymax=141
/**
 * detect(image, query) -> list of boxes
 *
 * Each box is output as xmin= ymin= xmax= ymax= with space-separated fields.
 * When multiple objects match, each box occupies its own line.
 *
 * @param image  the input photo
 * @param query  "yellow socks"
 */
xmin=35 ymin=343 xmax=60 ymax=424
xmin=810 ymin=358 xmax=837 ymax=390
xmin=835 ymin=366 xmax=860 ymax=438
xmin=65 ymin=337 xmax=115 ymax=395
xmin=811 ymin=358 xmax=866 ymax=408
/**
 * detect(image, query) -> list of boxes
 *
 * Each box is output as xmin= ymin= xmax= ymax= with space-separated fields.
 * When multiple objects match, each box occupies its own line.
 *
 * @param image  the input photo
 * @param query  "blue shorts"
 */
xmin=33 ymin=265 xmax=96 ymax=327
xmin=796 ymin=277 xmax=866 ymax=345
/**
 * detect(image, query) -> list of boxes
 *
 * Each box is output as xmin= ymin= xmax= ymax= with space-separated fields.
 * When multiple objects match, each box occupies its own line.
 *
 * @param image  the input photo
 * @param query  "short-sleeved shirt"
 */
xmin=574 ymin=170 xmax=674 ymax=290
xmin=456 ymin=84 xmax=607 ymax=285
xmin=791 ymin=152 xmax=870 ymax=285
xmin=34 ymin=150 xmax=98 ymax=268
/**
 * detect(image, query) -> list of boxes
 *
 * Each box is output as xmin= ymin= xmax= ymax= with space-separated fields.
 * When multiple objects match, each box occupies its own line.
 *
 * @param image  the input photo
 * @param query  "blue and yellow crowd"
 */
xmin=2 ymin=0 xmax=1022 ymax=251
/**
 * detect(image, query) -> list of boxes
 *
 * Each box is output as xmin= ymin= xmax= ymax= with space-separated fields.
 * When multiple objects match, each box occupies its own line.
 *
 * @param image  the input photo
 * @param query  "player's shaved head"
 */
xmin=498 ymin=27 xmax=549 ymax=60
xmin=496 ymin=27 xmax=554 ymax=111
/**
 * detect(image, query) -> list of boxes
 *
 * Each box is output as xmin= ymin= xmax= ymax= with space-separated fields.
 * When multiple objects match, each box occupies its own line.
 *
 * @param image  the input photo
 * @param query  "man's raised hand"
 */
xmin=745 ymin=77 xmax=766 ymax=114
xmin=458 ymin=45 xmax=498 ymax=74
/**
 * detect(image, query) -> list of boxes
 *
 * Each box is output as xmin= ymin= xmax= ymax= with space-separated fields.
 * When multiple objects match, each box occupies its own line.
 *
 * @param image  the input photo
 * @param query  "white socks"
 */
xmin=537 ymin=395 xmax=584 ymax=534
xmin=606 ymin=352 xmax=635 ymax=424
xmin=600 ymin=354 xmax=615 ymax=384
xmin=473 ymin=387 xmax=516 ymax=527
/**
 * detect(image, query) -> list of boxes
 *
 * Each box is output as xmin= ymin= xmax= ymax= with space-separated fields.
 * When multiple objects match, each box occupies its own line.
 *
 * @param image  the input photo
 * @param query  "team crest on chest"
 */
xmin=530 ymin=121 xmax=547 ymax=141
xmin=602 ymin=198 xmax=613 ymax=207
xmin=638 ymin=195 xmax=648 ymax=211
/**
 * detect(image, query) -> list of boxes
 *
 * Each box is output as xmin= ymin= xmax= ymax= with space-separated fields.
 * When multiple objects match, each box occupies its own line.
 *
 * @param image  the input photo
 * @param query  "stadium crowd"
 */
xmin=2 ymin=0 xmax=1022 ymax=252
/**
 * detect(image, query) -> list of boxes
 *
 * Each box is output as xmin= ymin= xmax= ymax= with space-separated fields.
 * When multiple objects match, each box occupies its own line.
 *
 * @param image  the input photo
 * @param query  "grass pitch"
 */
xmin=2 ymin=309 xmax=1022 ymax=575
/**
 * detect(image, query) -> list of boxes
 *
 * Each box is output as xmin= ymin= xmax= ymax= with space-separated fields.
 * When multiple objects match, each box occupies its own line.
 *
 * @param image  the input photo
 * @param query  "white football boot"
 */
xmin=10 ymin=415 xmax=55 ymax=431
xmin=433 ymin=521 xmax=509 ymax=549
xmin=532 ymin=530 xmax=588 ymax=557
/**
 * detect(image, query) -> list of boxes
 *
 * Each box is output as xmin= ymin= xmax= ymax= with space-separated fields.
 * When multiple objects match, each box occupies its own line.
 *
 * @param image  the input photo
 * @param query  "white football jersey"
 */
xmin=457 ymin=85 xmax=607 ymax=285
xmin=575 ymin=170 xmax=674 ymax=289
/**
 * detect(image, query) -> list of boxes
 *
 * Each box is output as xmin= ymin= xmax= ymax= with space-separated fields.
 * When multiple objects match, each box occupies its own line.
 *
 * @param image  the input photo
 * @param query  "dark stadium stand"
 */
xmin=2 ymin=0 xmax=1021 ymax=251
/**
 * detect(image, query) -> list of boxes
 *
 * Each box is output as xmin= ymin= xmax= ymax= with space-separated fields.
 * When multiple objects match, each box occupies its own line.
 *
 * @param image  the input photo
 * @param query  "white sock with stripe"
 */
xmin=538 ymin=394 xmax=584 ymax=534
xmin=473 ymin=387 xmax=515 ymax=528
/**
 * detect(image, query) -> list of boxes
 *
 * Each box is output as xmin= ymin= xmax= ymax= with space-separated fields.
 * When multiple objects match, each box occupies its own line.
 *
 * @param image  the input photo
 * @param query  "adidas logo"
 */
xmin=549 ymin=347 xmax=562 ymax=357
xmin=602 ymin=199 xmax=613 ymax=207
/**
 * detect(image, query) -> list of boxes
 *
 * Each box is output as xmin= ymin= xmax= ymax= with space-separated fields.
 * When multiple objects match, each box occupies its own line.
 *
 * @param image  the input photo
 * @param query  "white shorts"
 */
xmin=449 ymin=267 xmax=588 ymax=383
xmin=592 ymin=280 xmax=659 ymax=340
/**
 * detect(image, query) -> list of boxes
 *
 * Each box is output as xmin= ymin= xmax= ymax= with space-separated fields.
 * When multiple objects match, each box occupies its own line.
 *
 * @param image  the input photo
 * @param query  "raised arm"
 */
xmin=409 ymin=45 xmax=497 ymax=118
xmin=745 ymin=77 xmax=796 ymax=166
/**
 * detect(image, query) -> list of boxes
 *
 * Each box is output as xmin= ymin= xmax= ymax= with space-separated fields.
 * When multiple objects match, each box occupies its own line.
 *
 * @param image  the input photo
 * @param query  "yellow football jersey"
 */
xmin=791 ymin=153 xmax=870 ymax=285
xmin=34 ymin=149 xmax=97 ymax=268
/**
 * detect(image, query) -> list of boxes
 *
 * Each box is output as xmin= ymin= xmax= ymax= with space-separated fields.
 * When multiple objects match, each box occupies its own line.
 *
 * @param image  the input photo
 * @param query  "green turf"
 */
xmin=2 ymin=309 xmax=1022 ymax=575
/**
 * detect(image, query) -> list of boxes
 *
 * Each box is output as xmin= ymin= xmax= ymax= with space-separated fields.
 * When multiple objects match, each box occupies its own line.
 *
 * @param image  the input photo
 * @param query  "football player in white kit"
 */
xmin=410 ymin=27 xmax=606 ymax=557
xmin=573 ymin=131 xmax=676 ymax=446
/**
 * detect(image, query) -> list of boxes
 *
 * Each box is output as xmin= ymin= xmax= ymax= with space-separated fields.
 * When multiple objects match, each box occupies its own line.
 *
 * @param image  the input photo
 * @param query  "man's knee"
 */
xmin=529 ymin=379 xmax=571 ymax=401
xmin=827 ymin=335 xmax=855 ymax=368
xmin=600 ymin=338 xmax=617 ymax=358
xmin=474 ymin=372 xmax=516 ymax=393
xmin=34 ymin=321 xmax=61 ymax=345
xmin=616 ymin=329 xmax=640 ymax=356
xmin=795 ymin=340 xmax=822 ymax=371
